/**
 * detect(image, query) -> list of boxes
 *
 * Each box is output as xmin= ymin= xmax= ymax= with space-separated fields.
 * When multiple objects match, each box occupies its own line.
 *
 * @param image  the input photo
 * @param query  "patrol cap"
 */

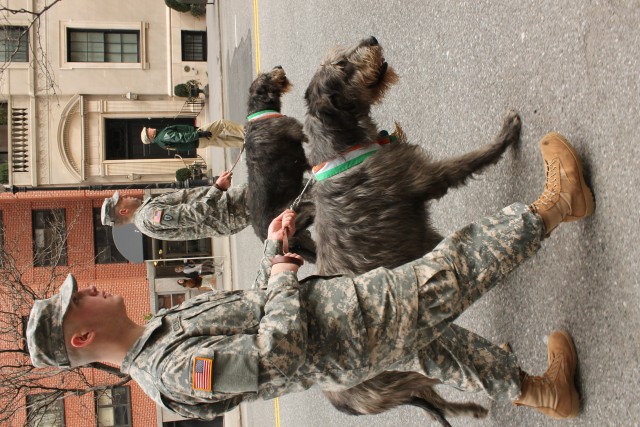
xmin=101 ymin=191 xmax=120 ymax=226
xmin=26 ymin=273 xmax=77 ymax=368
xmin=141 ymin=127 xmax=151 ymax=144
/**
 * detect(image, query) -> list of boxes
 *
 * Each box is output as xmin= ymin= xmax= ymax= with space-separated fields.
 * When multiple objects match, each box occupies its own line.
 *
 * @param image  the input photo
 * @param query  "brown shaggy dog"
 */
xmin=245 ymin=66 xmax=316 ymax=261
xmin=304 ymin=37 xmax=521 ymax=424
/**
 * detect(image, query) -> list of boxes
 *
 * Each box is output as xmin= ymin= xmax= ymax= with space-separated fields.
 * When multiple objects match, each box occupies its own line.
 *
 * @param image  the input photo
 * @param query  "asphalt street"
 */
xmin=208 ymin=1 xmax=640 ymax=426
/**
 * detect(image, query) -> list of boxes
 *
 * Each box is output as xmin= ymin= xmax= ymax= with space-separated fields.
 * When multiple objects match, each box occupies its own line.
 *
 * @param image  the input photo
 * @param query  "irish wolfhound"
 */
xmin=304 ymin=36 xmax=521 ymax=424
xmin=245 ymin=66 xmax=316 ymax=261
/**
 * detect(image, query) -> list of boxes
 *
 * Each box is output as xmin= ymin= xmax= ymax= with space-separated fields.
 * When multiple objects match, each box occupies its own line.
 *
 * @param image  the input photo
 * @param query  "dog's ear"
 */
xmin=248 ymin=75 xmax=270 ymax=100
xmin=250 ymin=84 xmax=279 ymax=105
xmin=280 ymin=78 xmax=293 ymax=94
xmin=305 ymin=73 xmax=348 ymax=120
xmin=307 ymin=92 xmax=339 ymax=120
xmin=330 ymin=92 xmax=356 ymax=112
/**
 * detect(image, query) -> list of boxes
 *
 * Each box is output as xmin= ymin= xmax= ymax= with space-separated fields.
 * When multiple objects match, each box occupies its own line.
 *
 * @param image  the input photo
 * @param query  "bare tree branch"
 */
xmin=0 ymin=0 xmax=62 ymax=16
xmin=0 ymin=206 xmax=132 ymax=425
xmin=0 ymin=0 xmax=63 ymax=97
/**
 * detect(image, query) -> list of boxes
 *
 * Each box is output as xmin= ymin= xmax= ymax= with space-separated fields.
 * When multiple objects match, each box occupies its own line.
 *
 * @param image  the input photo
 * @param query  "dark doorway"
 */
xmin=105 ymin=117 xmax=197 ymax=160
xmin=163 ymin=418 xmax=223 ymax=426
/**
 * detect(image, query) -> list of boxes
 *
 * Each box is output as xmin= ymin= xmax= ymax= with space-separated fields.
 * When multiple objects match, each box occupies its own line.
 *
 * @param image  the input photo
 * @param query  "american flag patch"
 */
xmin=153 ymin=209 xmax=163 ymax=224
xmin=192 ymin=357 xmax=213 ymax=392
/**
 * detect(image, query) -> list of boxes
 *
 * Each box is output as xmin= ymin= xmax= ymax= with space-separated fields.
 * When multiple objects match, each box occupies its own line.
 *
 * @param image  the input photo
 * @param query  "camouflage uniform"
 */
xmin=121 ymin=203 xmax=544 ymax=419
xmin=132 ymin=184 xmax=250 ymax=241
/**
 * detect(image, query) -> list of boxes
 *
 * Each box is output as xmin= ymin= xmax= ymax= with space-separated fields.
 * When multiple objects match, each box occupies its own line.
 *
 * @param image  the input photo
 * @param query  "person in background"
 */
xmin=175 ymin=259 xmax=219 ymax=277
xmin=177 ymin=277 xmax=202 ymax=289
xmin=141 ymin=119 xmax=245 ymax=153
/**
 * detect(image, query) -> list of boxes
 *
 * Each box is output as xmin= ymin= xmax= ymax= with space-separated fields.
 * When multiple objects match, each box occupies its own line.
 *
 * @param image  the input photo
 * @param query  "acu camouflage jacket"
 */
xmin=120 ymin=238 xmax=405 ymax=420
xmin=132 ymin=184 xmax=250 ymax=241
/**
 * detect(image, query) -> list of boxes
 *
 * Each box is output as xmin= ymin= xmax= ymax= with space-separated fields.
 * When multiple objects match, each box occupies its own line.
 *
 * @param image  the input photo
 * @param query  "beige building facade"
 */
xmin=2 ymin=0 xmax=211 ymax=188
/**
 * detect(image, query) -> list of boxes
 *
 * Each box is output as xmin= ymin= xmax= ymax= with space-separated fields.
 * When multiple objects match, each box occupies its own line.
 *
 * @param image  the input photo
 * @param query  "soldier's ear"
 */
xmin=118 ymin=207 xmax=129 ymax=216
xmin=70 ymin=331 xmax=95 ymax=348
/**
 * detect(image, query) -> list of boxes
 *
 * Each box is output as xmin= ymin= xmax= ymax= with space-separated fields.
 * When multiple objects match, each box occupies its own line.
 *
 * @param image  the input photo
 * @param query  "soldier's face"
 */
xmin=65 ymin=285 xmax=127 ymax=326
xmin=118 ymin=197 xmax=142 ymax=213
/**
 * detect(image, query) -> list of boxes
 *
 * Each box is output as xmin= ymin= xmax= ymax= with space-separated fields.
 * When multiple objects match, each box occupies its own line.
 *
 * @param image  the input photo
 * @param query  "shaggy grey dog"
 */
xmin=304 ymin=37 xmax=521 ymax=424
xmin=245 ymin=66 xmax=316 ymax=261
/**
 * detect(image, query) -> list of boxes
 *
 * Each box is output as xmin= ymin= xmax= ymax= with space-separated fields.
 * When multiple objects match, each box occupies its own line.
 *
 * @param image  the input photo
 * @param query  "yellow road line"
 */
xmin=252 ymin=0 xmax=261 ymax=74
xmin=274 ymin=397 xmax=281 ymax=427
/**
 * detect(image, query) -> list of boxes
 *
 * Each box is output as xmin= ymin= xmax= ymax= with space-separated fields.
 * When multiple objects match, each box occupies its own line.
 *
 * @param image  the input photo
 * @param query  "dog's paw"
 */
xmin=499 ymin=342 xmax=513 ymax=353
xmin=503 ymin=109 xmax=521 ymax=130
xmin=473 ymin=405 xmax=489 ymax=419
xmin=501 ymin=109 xmax=522 ymax=145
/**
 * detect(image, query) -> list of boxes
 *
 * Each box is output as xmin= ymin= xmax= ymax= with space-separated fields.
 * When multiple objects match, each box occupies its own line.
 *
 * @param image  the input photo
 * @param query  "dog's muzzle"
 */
xmin=369 ymin=61 xmax=389 ymax=88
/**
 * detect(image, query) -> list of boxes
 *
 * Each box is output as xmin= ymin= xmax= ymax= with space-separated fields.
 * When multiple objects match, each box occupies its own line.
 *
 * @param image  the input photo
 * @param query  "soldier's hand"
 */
xmin=271 ymin=253 xmax=304 ymax=275
xmin=268 ymin=209 xmax=296 ymax=240
xmin=214 ymin=171 xmax=232 ymax=191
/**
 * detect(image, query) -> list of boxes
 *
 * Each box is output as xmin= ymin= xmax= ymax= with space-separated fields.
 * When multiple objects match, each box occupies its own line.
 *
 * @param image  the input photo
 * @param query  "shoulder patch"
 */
xmin=163 ymin=213 xmax=174 ymax=221
xmin=192 ymin=356 xmax=213 ymax=392
xmin=153 ymin=209 xmax=163 ymax=224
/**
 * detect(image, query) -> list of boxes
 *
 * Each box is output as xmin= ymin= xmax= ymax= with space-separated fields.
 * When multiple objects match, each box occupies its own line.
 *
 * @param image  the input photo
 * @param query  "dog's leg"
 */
xmin=323 ymin=370 xmax=487 ymax=427
xmin=420 ymin=110 xmax=521 ymax=200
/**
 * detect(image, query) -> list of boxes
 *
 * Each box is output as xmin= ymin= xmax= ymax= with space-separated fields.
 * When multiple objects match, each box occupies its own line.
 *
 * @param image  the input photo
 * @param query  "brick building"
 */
xmin=0 ymin=189 xmax=223 ymax=426
xmin=0 ymin=188 xmax=156 ymax=426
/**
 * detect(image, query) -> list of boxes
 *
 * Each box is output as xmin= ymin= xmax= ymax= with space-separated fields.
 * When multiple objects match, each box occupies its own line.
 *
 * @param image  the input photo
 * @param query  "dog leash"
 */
xmin=272 ymin=227 xmax=303 ymax=266
xmin=289 ymin=177 xmax=314 ymax=210
xmin=229 ymin=143 xmax=245 ymax=172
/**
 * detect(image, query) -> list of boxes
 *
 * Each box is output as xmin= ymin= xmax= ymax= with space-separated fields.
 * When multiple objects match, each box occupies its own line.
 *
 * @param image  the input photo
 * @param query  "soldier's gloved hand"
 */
xmin=271 ymin=253 xmax=304 ymax=275
xmin=198 ymin=130 xmax=213 ymax=139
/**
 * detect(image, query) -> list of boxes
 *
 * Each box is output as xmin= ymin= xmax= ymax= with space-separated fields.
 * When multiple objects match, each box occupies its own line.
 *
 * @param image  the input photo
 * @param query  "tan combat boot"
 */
xmin=529 ymin=132 xmax=595 ymax=236
xmin=514 ymin=330 xmax=580 ymax=419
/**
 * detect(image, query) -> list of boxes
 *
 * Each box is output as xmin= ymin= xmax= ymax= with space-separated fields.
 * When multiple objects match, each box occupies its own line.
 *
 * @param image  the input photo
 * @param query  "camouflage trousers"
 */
xmin=344 ymin=203 xmax=544 ymax=402
xmin=198 ymin=119 xmax=245 ymax=148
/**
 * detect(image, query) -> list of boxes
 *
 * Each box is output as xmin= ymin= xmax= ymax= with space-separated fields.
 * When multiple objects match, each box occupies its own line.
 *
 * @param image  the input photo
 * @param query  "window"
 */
xmin=157 ymin=292 xmax=186 ymax=310
xmin=96 ymin=386 xmax=132 ymax=427
xmin=104 ymin=118 xmax=197 ymax=160
xmin=0 ymin=26 xmax=28 ymax=62
xmin=32 ymin=209 xmax=68 ymax=267
xmin=181 ymin=31 xmax=207 ymax=62
xmin=67 ymin=29 xmax=139 ymax=63
xmin=163 ymin=419 xmax=223 ymax=427
xmin=93 ymin=208 xmax=127 ymax=264
xmin=22 ymin=315 xmax=29 ymax=352
xmin=26 ymin=393 xmax=65 ymax=427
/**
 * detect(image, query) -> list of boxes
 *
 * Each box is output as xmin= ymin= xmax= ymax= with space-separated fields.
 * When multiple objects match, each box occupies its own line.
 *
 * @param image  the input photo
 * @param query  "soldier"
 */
xmin=100 ymin=170 xmax=250 ymax=241
xmin=175 ymin=259 xmax=219 ymax=276
xmin=28 ymin=133 xmax=593 ymax=421
xmin=141 ymin=119 xmax=245 ymax=153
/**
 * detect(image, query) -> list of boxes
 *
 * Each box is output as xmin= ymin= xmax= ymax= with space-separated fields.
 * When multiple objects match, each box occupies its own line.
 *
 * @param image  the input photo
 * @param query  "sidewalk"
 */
xmin=203 ymin=3 xmax=243 ymax=427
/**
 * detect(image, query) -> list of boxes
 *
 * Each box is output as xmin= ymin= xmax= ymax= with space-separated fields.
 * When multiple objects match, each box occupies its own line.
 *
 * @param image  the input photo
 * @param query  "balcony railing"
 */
xmin=11 ymin=107 xmax=29 ymax=173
